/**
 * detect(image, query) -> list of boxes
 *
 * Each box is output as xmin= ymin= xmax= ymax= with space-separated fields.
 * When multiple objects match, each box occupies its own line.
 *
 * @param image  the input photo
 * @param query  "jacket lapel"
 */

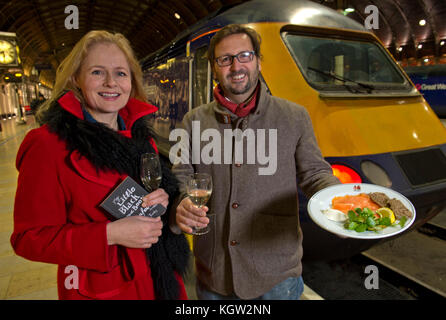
xmin=69 ymin=150 xmax=126 ymax=188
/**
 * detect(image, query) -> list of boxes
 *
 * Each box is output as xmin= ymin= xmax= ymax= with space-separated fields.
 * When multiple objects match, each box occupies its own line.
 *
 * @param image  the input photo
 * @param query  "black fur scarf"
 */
xmin=43 ymin=100 xmax=190 ymax=300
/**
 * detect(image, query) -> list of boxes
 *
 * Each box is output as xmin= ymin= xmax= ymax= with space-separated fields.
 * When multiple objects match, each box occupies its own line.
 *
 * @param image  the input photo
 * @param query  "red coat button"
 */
xmin=230 ymin=240 xmax=238 ymax=246
xmin=235 ymin=163 xmax=242 ymax=167
xmin=232 ymin=202 xmax=239 ymax=209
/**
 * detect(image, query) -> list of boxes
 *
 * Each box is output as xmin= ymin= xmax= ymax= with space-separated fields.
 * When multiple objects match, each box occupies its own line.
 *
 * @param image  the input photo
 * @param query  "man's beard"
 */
xmin=224 ymin=67 xmax=259 ymax=96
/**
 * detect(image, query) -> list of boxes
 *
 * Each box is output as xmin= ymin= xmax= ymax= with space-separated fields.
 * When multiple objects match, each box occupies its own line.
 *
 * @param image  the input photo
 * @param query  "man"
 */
xmin=171 ymin=24 xmax=340 ymax=300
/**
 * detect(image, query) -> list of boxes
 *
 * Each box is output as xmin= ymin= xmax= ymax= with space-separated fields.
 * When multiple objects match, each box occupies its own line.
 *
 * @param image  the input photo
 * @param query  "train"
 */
xmin=404 ymin=65 xmax=446 ymax=118
xmin=140 ymin=0 xmax=446 ymax=261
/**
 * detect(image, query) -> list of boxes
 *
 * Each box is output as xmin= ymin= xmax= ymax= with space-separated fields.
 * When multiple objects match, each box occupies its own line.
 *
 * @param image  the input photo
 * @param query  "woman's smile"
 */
xmin=98 ymin=91 xmax=121 ymax=100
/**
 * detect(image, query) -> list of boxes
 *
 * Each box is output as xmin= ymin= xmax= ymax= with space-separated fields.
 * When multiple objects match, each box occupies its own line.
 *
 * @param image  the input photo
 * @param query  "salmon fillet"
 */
xmin=332 ymin=193 xmax=380 ymax=213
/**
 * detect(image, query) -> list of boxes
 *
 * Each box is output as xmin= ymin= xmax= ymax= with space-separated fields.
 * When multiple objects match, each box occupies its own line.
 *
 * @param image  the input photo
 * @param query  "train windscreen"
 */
xmin=283 ymin=33 xmax=412 ymax=93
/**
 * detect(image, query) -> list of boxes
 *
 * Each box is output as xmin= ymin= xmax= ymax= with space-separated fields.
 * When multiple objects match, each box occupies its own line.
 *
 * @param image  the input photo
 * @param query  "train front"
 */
xmin=245 ymin=10 xmax=446 ymax=260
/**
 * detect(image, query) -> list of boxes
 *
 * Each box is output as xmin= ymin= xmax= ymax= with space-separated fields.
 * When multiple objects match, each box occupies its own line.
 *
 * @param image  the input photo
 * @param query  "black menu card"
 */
xmin=100 ymin=176 xmax=166 ymax=219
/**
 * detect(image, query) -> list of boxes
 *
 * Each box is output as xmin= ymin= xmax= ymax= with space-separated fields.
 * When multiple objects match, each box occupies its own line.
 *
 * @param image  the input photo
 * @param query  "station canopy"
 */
xmin=0 ymin=0 xmax=445 ymax=85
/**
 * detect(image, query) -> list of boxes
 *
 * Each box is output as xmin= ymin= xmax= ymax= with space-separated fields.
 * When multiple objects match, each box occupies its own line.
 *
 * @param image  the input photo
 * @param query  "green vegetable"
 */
xmin=399 ymin=216 xmax=407 ymax=228
xmin=348 ymin=210 xmax=357 ymax=221
xmin=363 ymin=208 xmax=374 ymax=217
xmin=346 ymin=221 xmax=358 ymax=230
xmin=343 ymin=207 xmax=396 ymax=233
xmin=379 ymin=217 xmax=391 ymax=226
xmin=355 ymin=224 xmax=367 ymax=232
xmin=366 ymin=217 xmax=376 ymax=227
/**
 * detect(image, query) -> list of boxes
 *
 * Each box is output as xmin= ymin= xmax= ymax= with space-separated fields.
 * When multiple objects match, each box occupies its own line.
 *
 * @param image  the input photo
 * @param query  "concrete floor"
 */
xmin=363 ymin=227 xmax=446 ymax=298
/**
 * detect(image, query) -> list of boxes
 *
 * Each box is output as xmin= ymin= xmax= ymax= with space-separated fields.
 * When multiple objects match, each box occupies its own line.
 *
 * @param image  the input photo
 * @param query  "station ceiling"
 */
xmin=0 ymin=0 xmax=445 ymax=86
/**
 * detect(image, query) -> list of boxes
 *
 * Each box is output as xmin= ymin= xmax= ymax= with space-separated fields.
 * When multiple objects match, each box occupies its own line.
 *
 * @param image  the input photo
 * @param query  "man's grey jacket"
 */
xmin=171 ymin=82 xmax=340 ymax=299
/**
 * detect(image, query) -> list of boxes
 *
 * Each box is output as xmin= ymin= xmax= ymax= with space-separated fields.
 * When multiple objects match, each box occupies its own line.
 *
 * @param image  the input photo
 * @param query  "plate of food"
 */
xmin=307 ymin=183 xmax=416 ymax=239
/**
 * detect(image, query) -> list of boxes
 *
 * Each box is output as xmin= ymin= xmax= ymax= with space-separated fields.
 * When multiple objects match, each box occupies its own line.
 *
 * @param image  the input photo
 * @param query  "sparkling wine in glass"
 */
xmin=186 ymin=173 xmax=213 ymax=235
xmin=188 ymin=189 xmax=212 ymax=208
xmin=140 ymin=153 xmax=162 ymax=192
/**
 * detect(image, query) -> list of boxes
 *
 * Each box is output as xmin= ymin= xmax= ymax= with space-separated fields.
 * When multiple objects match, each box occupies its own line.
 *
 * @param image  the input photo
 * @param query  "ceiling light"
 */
xmin=345 ymin=7 xmax=355 ymax=13
xmin=398 ymin=47 xmax=403 ymax=52
xmin=174 ymin=13 xmax=181 ymax=19
xmin=419 ymin=19 xmax=426 ymax=26
xmin=441 ymin=40 xmax=445 ymax=46
xmin=424 ymin=58 xmax=429 ymax=63
xmin=418 ymin=44 xmax=423 ymax=49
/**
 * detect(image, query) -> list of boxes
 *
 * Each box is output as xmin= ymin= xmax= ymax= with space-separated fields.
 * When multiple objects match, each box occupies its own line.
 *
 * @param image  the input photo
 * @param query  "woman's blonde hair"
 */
xmin=37 ymin=30 xmax=146 ymax=122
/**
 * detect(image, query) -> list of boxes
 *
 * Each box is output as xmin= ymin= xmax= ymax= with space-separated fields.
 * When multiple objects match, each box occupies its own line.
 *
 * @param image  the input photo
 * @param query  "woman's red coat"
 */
xmin=10 ymin=92 xmax=187 ymax=300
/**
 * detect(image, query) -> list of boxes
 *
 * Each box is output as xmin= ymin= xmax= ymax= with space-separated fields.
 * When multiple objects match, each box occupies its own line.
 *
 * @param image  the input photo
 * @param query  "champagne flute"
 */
xmin=186 ymin=173 xmax=213 ymax=235
xmin=140 ymin=153 xmax=162 ymax=192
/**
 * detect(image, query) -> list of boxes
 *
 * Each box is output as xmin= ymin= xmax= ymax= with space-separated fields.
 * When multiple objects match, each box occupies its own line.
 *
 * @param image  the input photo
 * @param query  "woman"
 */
xmin=11 ymin=30 xmax=190 ymax=300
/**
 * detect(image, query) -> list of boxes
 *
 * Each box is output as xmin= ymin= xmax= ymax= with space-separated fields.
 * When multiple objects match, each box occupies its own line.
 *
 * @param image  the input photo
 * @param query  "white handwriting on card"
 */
xmin=111 ymin=187 xmax=148 ymax=217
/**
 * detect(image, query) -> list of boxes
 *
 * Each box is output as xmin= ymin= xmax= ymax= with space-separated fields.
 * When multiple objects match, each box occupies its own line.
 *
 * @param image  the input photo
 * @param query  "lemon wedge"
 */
xmin=376 ymin=208 xmax=395 ymax=224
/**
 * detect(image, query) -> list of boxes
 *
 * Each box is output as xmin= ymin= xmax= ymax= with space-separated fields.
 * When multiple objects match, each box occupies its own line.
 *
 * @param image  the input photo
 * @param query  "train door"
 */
xmin=187 ymin=30 xmax=217 ymax=109
xmin=191 ymin=46 xmax=212 ymax=108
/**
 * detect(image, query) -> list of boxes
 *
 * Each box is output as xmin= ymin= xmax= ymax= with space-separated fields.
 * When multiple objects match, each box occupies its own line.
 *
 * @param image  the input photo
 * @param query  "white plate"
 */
xmin=307 ymin=183 xmax=416 ymax=239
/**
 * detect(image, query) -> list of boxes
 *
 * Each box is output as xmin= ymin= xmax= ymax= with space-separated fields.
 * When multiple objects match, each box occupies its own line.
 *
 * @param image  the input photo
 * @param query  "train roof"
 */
xmin=141 ymin=0 xmax=365 ymax=69
xmin=211 ymin=0 xmax=365 ymax=31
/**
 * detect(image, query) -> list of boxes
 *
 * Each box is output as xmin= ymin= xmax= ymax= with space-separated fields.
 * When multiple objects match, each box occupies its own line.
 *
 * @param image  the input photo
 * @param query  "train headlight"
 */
xmin=360 ymin=160 xmax=392 ymax=187
xmin=332 ymin=164 xmax=362 ymax=184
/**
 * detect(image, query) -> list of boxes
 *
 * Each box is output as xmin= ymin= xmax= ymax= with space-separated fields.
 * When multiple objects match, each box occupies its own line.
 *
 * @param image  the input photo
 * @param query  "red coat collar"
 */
xmin=56 ymin=91 xmax=159 ymax=188
xmin=57 ymin=91 xmax=158 ymax=130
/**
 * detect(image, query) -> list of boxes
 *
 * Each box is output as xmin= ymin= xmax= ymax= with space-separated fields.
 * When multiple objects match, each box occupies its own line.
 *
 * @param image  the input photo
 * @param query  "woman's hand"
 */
xmin=106 ymin=188 xmax=169 ymax=248
xmin=106 ymin=188 xmax=170 ymax=248
xmin=175 ymin=197 xmax=209 ymax=234
xmin=106 ymin=216 xmax=163 ymax=248
xmin=142 ymin=188 xmax=169 ymax=208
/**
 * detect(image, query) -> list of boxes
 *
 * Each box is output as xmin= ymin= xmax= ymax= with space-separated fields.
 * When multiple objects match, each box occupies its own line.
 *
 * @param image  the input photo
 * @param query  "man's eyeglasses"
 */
xmin=215 ymin=51 xmax=255 ymax=67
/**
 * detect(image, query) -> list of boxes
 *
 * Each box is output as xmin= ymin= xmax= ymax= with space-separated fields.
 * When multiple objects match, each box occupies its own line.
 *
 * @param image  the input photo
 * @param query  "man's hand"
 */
xmin=175 ymin=197 xmax=209 ymax=234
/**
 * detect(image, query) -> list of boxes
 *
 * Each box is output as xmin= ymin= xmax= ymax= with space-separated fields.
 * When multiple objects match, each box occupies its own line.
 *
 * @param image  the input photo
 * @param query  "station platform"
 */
xmin=0 ymin=116 xmax=322 ymax=300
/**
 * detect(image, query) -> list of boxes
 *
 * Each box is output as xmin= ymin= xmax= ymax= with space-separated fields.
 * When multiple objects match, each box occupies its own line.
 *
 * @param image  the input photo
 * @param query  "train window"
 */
xmin=192 ymin=46 xmax=212 ymax=108
xmin=143 ymin=56 xmax=190 ymax=145
xmin=282 ymin=33 xmax=412 ymax=93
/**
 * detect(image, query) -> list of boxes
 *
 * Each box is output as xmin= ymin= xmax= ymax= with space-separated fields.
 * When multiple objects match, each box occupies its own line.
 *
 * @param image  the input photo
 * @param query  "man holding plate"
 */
xmin=171 ymin=24 xmax=341 ymax=300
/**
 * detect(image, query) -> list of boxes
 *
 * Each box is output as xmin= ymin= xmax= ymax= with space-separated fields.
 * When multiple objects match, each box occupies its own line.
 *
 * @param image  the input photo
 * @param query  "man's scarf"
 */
xmin=213 ymin=83 xmax=260 ymax=118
